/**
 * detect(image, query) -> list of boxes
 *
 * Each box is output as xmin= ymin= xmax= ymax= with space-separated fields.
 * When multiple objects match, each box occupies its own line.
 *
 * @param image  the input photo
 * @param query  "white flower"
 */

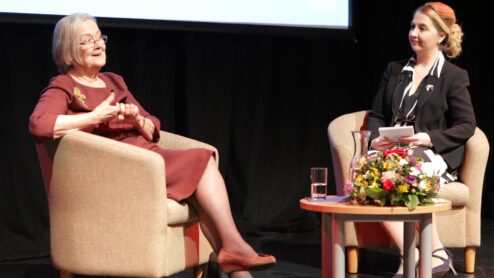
xmin=420 ymin=162 xmax=436 ymax=177
xmin=418 ymin=180 xmax=428 ymax=191
xmin=409 ymin=166 xmax=421 ymax=176
xmin=426 ymin=84 xmax=434 ymax=91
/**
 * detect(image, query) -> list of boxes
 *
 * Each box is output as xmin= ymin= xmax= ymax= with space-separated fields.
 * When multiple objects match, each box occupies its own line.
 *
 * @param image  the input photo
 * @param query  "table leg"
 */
xmin=322 ymin=213 xmax=331 ymax=278
xmin=404 ymin=222 xmax=416 ymax=278
xmin=321 ymin=213 xmax=345 ymax=278
xmin=333 ymin=217 xmax=345 ymax=278
xmin=420 ymin=214 xmax=433 ymax=278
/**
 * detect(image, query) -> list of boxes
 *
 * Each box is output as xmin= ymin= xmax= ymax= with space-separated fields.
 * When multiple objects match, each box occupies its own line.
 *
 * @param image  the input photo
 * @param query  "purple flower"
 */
xmin=405 ymin=175 xmax=416 ymax=185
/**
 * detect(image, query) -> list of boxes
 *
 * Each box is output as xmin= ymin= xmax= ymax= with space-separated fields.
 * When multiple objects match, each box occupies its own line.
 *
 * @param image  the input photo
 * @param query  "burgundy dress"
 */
xmin=29 ymin=72 xmax=213 ymax=201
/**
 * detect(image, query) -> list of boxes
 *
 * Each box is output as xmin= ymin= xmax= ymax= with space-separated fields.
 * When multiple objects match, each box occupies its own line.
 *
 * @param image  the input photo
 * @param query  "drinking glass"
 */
xmin=310 ymin=167 xmax=328 ymax=199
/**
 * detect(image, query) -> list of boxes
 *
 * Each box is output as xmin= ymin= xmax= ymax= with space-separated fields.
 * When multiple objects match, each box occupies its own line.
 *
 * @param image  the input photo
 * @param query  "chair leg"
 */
xmin=347 ymin=246 xmax=359 ymax=274
xmin=465 ymin=246 xmax=476 ymax=273
xmin=59 ymin=271 xmax=73 ymax=278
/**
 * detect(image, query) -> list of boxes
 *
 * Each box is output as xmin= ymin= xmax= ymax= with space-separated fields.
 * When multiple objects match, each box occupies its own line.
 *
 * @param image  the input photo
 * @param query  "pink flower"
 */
xmin=343 ymin=181 xmax=354 ymax=195
xmin=383 ymin=179 xmax=394 ymax=191
xmin=382 ymin=171 xmax=396 ymax=180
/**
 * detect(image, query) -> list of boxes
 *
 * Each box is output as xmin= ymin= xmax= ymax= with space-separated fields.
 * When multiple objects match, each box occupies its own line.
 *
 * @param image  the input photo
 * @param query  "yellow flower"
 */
xmin=425 ymin=180 xmax=434 ymax=192
xmin=371 ymin=180 xmax=380 ymax=188
xmin=362 ymin=180 xmax=369 ymax=188
xmin=372 ymin=168 xmax=380 ymax=177
xmin=383 ymin=161 xmax=393 ymax=170
xmin=397 ymin=184 xmax=409 ymax=194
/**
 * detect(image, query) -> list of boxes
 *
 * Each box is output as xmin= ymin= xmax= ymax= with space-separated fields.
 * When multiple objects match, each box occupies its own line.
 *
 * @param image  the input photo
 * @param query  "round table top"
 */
xmin=300 ymin=195 xmax=452 ymax=215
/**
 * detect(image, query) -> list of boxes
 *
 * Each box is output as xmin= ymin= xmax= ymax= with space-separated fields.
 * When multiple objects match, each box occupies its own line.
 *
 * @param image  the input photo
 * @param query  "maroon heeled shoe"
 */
xmin=217 ymin=249 xmax=276 ymax=273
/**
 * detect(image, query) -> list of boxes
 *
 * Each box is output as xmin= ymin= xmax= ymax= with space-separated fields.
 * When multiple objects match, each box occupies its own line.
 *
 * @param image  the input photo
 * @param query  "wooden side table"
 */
xmin=300 ymin=196 xmax=452 ymax=278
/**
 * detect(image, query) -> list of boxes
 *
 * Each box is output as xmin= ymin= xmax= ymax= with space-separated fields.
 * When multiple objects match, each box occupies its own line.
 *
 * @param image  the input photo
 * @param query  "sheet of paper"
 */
xmin=378 ymin=126 xmax=414 ymax=141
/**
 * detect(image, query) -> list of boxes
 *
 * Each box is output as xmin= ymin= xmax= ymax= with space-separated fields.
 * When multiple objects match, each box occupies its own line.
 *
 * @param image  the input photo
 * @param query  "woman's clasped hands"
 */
xmin=91 ymin=92 xmax=144 ymax=129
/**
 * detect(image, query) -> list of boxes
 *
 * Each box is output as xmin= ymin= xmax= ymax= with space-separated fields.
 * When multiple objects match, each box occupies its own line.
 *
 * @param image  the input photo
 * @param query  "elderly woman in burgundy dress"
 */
xmin=29 ymin=13 xmax=275 ymax=278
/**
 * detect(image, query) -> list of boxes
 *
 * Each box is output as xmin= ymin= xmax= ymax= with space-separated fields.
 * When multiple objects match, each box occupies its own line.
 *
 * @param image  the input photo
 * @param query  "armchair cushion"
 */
xmin=167 ymin=199 xmax=198 ymax=225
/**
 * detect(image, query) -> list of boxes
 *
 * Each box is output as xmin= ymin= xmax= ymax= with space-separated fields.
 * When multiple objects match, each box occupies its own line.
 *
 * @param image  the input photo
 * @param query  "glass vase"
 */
xmin=350 ymin=130 xmax=371 ymax=181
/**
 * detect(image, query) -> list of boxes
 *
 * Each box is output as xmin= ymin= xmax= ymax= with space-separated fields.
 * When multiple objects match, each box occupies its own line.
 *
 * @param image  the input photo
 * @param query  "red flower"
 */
xmin=383 ymin=179 xmax=394 ymax=190
xmin=384 ymin=149 xmax=407 ymax=158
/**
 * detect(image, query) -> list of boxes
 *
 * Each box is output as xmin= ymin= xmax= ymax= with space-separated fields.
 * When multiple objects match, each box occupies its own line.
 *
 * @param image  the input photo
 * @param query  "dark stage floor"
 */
xmin=1 ymin=217 xmax=493 ymax=278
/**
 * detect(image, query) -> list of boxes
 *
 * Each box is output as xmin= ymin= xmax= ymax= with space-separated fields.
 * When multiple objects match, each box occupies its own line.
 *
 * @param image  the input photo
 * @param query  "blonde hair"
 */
xmin=417 ymin=2 xmax=463 ymax=58
xmin=52 ymin=13 xmax=97 ymax=73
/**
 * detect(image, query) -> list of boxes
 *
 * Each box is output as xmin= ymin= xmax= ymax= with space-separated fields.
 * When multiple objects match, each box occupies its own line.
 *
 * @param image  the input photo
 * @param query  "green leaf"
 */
xmin=366 ymin=187 xmax=384 ymax=199
xmin=366 ymin=187 xmax=390 ymax=206
xmin=406 ymin=194 xmax=419 ymax=211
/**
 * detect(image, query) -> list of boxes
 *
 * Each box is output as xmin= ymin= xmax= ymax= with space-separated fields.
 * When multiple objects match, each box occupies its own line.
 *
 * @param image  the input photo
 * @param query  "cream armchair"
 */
xmin=36 ymin=130 xmax=216 ymax=277
xmin=327 ymin=111 xmax=489 ymax=274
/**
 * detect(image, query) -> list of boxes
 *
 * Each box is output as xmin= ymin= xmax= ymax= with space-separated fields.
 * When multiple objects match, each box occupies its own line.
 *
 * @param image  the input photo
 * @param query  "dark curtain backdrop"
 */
xmin=1 ymin=0 xmax=492 ymax=261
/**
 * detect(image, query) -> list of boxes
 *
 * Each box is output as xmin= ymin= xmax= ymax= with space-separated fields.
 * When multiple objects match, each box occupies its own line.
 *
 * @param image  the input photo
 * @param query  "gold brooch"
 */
xmin=73 ymin=87 xmax=86 ymax=103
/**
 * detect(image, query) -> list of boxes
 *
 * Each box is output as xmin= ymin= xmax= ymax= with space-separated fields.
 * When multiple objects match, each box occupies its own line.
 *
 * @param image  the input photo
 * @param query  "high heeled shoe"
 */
xmin=217 ymin=249 xmax=276 ymax=273
xmin=432 ymin=248 xmax=457 ymax=277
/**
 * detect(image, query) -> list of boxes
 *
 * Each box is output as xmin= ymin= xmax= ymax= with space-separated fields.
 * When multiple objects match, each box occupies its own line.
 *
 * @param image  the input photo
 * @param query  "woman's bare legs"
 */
xmin=381 ymin=216 xmax=448 ymax=274
xmin=430 ymin=214 xmax=449 ymax=265
xmin=187 ymin=157 xmax=257 ymax=278
xmin=381 ymin=222 xmax=419 ymax=275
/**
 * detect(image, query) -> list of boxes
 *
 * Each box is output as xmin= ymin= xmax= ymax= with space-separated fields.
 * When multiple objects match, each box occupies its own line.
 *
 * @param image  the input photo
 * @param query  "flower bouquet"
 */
xmin=344 ymin=148 xmax=440 ymax=211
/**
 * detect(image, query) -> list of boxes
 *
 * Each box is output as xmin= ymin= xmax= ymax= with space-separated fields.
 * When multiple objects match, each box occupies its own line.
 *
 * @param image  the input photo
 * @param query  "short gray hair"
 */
xmin=52 ymin=13 xmax=97 ymax=73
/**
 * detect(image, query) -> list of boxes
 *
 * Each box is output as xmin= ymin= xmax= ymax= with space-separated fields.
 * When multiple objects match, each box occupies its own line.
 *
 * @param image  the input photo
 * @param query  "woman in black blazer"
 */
xmin=366 ymin=2 xmax=476 ymax=277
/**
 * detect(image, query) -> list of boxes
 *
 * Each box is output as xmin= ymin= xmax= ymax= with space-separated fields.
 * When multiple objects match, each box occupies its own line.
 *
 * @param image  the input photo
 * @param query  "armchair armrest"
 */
xmin=460 ymin=128 xmax=489 ymax=245
xmin=157 ymin=130 xmax=219 ymax=166
xmin=461 ymin=128 xmax=489 ymax=205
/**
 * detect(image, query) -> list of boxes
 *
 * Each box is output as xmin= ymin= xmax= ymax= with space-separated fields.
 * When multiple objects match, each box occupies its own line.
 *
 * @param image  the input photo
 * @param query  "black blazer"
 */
xmin=367 ymin=58 xmax=476 ymax=170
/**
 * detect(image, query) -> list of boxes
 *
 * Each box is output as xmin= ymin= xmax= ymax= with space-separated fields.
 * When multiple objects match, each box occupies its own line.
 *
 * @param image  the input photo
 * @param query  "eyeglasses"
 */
xmin=79 ymin=34 xmax=108 ymax=48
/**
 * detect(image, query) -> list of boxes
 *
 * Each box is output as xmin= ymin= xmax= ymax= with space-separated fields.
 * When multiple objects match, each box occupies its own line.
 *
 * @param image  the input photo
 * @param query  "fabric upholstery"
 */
xmin=438 ymin=182 xmax=469 ymax=207
xmin=328 ymin=111 xmax=489 ymax=249
xmin=39 ymin=130 xmax=215 ymax=277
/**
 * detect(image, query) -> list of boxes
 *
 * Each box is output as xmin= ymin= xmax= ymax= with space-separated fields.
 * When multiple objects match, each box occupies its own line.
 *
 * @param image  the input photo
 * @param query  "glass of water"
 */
xmin=310 ymin=167 xmax=328 ymax=199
